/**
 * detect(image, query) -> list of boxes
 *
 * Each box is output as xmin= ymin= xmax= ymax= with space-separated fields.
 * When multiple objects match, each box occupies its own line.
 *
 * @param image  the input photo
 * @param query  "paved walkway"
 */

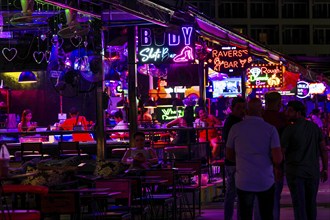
xmin=197 ymin=151 xmax=330 ymax=220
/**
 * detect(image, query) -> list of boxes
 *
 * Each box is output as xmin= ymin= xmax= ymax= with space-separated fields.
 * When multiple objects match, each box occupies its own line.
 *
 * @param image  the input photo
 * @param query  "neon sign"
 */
xmin=207 ymin=46 xmax=253 ymax=73
xmin=160 ymin=108 xmax=184 ymax=121
xmin=296 ymin=81 xmax=310 ymax=99
xmin=309 ymin=82 xmax=326 ymax=95
xmin=138 ymin=26 xmax=195 ymax=63
xmin=247 ymin=64 xmax=283 ymax=88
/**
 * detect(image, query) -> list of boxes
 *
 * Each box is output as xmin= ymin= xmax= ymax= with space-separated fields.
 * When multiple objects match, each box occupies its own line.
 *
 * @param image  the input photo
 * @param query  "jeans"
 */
xmin=224 ymin=165 xmax=239 ymax=220
xmin=286 ymin=175 xmax=319 ymax=220
xmin=237 ymin=184 xmax=275 ymax=220
xmin=253 ymin=180 xmax=283 ymax=220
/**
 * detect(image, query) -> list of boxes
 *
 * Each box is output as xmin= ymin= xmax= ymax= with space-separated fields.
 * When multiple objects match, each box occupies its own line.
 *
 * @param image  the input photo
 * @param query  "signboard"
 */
xmin=206 ymin=46 xmax=253 ymax=74
xmin=138 ymin=26 xmax=195 ymax=64
xmin=155 ymin=107 xmax=184 ymax=122
xmin=296 ymin=81 xmax=310 ymax=99
xmin=309 ymin=82 xmax=326 ymax=95
xmin=247 ymin=64 xmax=283 ymax=88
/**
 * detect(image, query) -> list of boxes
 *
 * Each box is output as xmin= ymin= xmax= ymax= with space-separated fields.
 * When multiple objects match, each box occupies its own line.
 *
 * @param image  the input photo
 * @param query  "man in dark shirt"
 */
xmin=281 ymin=101 xmax=328 ymax=220
xmin=223 ymin=96 xmax=246 ymax=220
xmin=257 ymin=91 xmax=287 ymax=220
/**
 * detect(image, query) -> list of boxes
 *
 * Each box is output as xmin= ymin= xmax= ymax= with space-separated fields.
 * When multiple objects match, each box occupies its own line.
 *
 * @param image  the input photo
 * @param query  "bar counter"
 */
xmin=0 ymin=126 xmax=222 ymax=159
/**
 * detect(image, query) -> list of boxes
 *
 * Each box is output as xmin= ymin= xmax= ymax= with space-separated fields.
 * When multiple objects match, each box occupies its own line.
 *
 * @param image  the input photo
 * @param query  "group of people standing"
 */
xmin=223 ymin=92 xmax=328 ymax=220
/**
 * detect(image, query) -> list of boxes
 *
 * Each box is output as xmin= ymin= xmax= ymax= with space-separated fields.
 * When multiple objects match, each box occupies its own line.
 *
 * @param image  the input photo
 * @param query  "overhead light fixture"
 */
xmin=156 ymin=98 xmax=173 ymax=107
xmin=172 ymin=97 xmax=184 ymax=107
xmin=116 ymin=99 xmax=126 ymax=109
xmin=144 ymin=98 xmax=157 ymax=109
xmin=18 ymin=71 xmax=37 ymax=83
xmin=105 ymin=69 xmax=121 ymax=82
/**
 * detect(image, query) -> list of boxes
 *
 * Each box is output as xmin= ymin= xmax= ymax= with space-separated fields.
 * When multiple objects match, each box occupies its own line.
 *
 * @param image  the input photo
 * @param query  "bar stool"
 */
xmin=58 ymin=141 xmax=88 ymax=159
xmin=164 ymin=146 xmax=188 ymax=162
xmin=20 ymin=142 xmax=45 ymax=162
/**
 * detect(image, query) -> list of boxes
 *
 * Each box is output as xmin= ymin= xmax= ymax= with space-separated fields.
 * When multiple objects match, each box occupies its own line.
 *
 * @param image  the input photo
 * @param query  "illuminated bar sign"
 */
xmin=156 ymin=107 xmax=184 ymax=121
xmin=207 ymin=46 xmax=253 ymax=73
xmin=138 ymin=26 xmax=195 ymax=64
xmin=296 ymin=81 xmax=310 ymax=98
xmin=309 ymin=82 xmax=326 ymax=95
xmin=247 ymin=64 xmax=283 ymax=88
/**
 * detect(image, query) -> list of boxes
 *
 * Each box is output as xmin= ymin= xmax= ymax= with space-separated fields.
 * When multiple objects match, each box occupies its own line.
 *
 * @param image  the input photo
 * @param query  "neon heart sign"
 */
xmin=2 ymin=47 xmax=17 ymax=61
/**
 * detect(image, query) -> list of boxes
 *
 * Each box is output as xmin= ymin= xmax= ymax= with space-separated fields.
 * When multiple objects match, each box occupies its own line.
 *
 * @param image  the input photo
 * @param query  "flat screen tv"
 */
xmin=210 ymin=77 xmax=242 ymax=98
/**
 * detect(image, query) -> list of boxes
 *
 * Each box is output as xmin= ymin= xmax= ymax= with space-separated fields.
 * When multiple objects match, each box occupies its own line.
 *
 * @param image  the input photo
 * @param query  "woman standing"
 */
xmin=17 ymin=109 xmax=37 ymax=132
xmin=166 ymin=106 xmax=196 ymax=145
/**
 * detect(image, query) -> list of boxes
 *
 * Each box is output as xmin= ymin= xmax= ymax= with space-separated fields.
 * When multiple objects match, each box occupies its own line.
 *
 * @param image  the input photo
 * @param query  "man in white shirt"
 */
xmin=111 ymin=110 xmax=128 ymax=139
xmin=226 ymin=98 xmax=283 ymax=220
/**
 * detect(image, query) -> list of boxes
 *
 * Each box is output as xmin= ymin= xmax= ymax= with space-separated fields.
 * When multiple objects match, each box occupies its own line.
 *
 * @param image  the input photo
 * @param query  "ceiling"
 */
xmin=0 ymin=0 xmax=328 ymax=80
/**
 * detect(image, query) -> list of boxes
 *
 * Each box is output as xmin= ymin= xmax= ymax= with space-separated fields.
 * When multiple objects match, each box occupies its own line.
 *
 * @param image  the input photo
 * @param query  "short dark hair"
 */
xmin=287 ymin=100 xmax=306 ymax=117
xmin=133 ymin=131 xmax=145 ymax=139
xmin=231 ymin=97 xmax=245 ymax=108
xmin=114 ymin=110 xmax=123 ymax=119
xmin=265 ymin=91 xmax=281 ymax=104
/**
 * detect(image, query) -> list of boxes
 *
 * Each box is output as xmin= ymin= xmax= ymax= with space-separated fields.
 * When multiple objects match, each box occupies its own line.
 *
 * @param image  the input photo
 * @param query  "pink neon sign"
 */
xmin=138 ymin=26 xmax=195 ymax=63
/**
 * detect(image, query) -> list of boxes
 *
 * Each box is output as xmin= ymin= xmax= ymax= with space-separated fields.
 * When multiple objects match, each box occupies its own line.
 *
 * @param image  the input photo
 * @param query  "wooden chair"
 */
xmin=20 ymin=142 xmax=45 ymax=162
xmin=58 ymin=141 xmax=88 ymax=158
xmin=1 ymin=184 xmax=49 ymax=220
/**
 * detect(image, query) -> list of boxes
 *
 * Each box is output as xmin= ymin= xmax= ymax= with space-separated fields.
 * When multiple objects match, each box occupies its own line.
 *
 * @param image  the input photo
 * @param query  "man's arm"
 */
xmin=271 ymin=147 xmax=283 ymax=166
xmin=225 ymin=147 xmax=235 ymax=162
xmin=271 ymin=147 xmax=283 ymax=182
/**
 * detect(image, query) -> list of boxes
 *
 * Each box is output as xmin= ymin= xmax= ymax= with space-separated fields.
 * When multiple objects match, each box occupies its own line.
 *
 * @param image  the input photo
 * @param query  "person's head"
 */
xmin=133 ymin=131 xmax=145 ymax=149
xmin=69 ymin=107 xmax=79 ymax=117
xmin=286 ymin=100 xmax=306 ymax=122
xmin=247 ymin=98 xmax=263 ymax=117
xmin=311 ymin=108 xmax=320 ymax=116
xmin=114 ymin=110 xmax=123 ymax=123
xmin=198 ymin=108 xmax=208 ymax=120
xmin=230 ymin=96 xmax=246 ymax=119
xmin=21 ymin=109 xmax=32 ymax=123
xmin=183 ymin=106 xmax=195 ymax=125
xmin=265 ymin=91 xmax=282 ymax=111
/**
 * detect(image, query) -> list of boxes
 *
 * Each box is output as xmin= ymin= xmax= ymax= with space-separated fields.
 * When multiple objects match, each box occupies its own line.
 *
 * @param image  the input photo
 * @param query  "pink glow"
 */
xmin=173 ymin=46 xmax=194 ymax=63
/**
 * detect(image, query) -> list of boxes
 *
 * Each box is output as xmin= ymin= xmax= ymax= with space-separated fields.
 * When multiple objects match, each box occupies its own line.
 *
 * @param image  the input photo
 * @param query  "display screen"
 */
xmin=211 ymin=77 xmax=242 ymax=98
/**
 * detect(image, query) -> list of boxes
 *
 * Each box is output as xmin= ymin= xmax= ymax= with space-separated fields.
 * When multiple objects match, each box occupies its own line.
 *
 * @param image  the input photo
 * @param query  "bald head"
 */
xmin=247 ymin=98 xmax=263 ymax=116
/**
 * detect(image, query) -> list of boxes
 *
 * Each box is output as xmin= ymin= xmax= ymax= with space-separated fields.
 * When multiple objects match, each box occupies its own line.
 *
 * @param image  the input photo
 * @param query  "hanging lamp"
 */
xmin=18 ymin=71 xmax=37 ymax=83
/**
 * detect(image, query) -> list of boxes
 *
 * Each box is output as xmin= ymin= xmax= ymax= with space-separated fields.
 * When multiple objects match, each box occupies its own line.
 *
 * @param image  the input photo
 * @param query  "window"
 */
xmin=218 ymin=0 xmax=247 ymax=18
xmin=313 ymin=1 xmax=330 ymax=18
xmin=251 ymin=0 xmax=278 ymax=18
xmin=187 ymin=0 xmax=215 ymax=17
xmin=282 ymin=0 xmax=309 ymax=18
xmin=313 ymin=26 xmax=330 ymax=44
xmin=282 ymin=25 xmax=309 ymax=44
xmin=250 ymin=25 xmax=279 ymax=45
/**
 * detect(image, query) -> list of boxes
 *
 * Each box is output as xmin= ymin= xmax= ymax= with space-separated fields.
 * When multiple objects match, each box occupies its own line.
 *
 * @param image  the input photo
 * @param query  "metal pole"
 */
xmin=241 ymin=70 xmax=246 ymax=99
xmin=128 ymin=26 xmax=138 ymax=146
xmin=198 ymin=61 xmax=205 ymax=102
xmin=96 ymin=29 xmax=106 ymax=160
